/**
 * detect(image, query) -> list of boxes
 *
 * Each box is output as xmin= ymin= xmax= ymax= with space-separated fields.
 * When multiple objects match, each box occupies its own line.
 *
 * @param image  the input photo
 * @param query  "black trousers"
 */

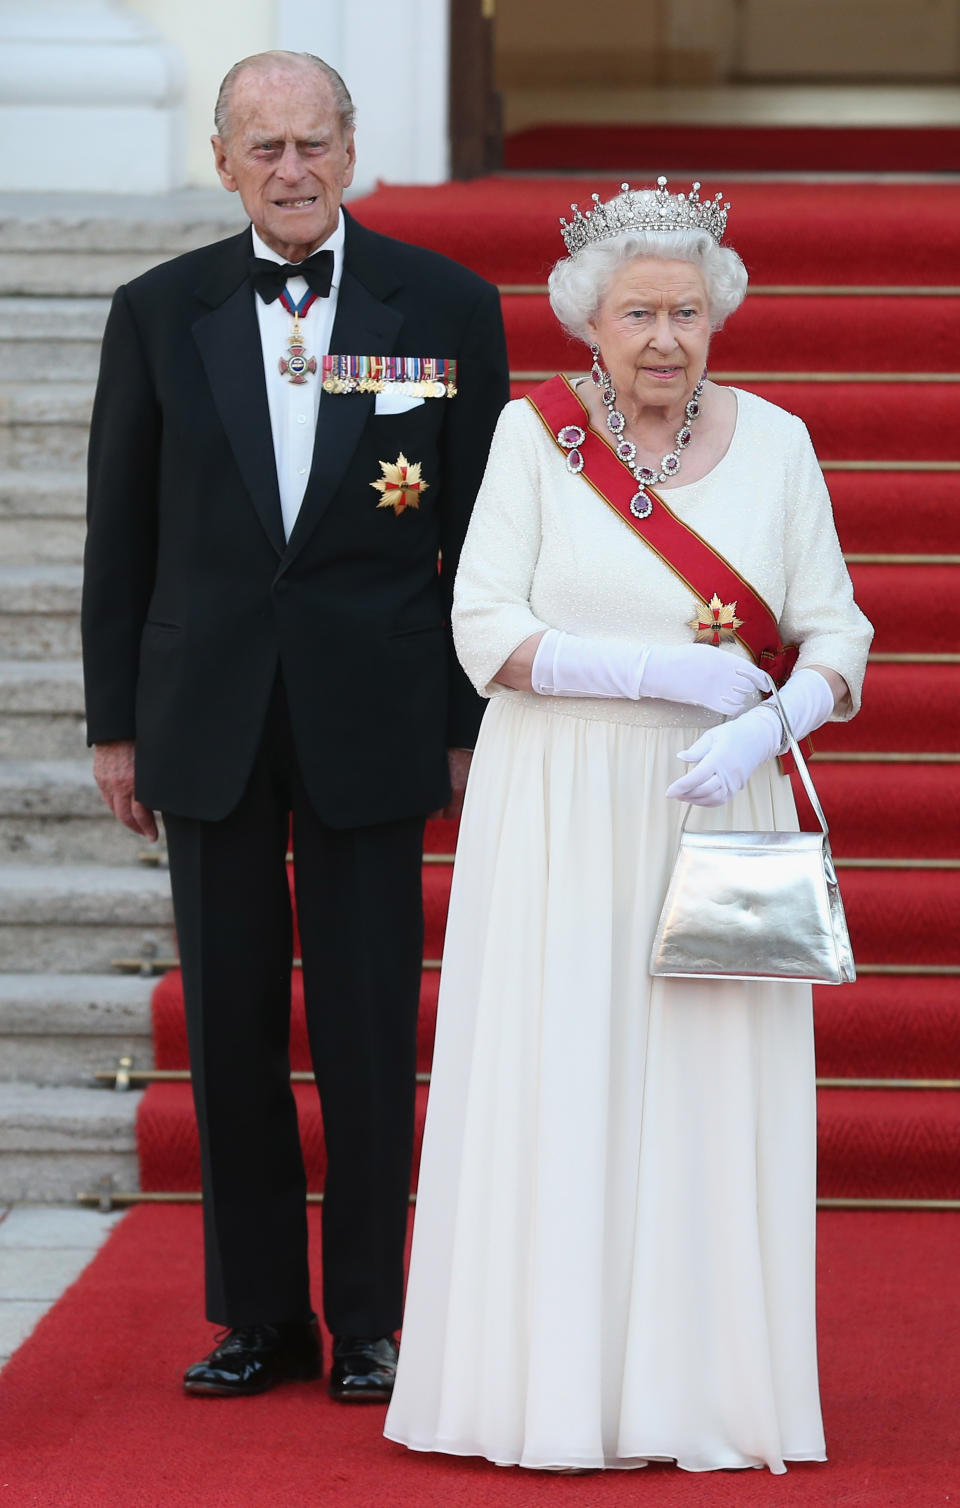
xmin=163 ymin=681 xmax=425 ymax=1334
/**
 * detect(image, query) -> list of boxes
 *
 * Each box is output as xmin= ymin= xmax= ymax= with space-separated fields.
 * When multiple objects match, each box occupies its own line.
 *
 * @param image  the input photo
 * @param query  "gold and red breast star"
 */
xmin=371 ymin=453 xmax=428 ymax=515
xmin=688 ymin=593 xmax=743 ymax=646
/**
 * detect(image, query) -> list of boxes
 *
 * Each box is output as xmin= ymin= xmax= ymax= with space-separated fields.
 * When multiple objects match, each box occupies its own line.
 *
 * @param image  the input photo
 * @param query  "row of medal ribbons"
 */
xmin=321 ymin=353 xmax=458 ymax=397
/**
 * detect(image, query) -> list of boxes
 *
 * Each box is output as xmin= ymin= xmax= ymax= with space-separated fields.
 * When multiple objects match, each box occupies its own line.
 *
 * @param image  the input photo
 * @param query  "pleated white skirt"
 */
xmin=384 ymin=696 xmax=826 ymax=1474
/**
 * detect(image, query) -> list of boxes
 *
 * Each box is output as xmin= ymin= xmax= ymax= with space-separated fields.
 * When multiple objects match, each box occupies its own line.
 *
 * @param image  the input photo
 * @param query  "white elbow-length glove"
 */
xmin=666 ymin=668 xmax=837 ymax=807
xmin=531 ymin=629 xmax=770 ymax=715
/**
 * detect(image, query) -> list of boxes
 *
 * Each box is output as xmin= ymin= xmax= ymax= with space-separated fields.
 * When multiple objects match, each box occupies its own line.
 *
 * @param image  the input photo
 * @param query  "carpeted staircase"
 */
xmin=133 ymin=168 xmax=960 ymax=1209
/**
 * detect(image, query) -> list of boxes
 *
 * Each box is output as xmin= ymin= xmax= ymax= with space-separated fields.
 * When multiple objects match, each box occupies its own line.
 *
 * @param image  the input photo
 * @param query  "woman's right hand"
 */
xmin=511 ymin=631 xmax=770 ymax=709
xmin=638 ymin=645 xmax=770 ymax=714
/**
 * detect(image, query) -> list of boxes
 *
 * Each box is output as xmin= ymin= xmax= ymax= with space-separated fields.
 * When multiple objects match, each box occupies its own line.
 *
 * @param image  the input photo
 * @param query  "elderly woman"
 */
xmin=384 ymin=180 xmax=873 ymax=1475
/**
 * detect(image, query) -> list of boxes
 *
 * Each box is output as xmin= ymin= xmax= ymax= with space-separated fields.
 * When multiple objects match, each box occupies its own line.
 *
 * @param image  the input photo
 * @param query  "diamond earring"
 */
xmin=589 ymin=343 xmax=607 ymax=388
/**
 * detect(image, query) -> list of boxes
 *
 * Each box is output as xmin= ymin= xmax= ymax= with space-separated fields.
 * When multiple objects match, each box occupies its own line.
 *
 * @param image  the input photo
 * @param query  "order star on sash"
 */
xmin=371 ymin=453 xmax=428 ymax=515
xmin=688 ymin=593 xmax=743 ymax=645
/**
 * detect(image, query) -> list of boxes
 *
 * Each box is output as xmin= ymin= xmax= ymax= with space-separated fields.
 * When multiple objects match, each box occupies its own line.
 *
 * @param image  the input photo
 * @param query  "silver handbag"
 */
xmin=650 ymin=684 xmax=856 ymax=986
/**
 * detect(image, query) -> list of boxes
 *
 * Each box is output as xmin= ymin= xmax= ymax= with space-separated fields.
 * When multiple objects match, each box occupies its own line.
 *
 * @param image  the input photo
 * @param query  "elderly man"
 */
xmin=82 ymin=51 xmax=508 ymax=1400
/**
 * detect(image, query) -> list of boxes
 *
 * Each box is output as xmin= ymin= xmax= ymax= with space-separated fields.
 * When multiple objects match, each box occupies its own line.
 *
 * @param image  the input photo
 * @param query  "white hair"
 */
xmin=548 ymin=227 xmax=748 ymax=342
xmin=214 ymin=51 xmax=356 ymax=140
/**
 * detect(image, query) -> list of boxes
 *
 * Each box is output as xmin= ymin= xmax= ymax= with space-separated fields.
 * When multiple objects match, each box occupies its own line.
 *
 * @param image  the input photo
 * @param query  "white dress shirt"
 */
xmin=251 ymin=212 xmax=345 ymax=541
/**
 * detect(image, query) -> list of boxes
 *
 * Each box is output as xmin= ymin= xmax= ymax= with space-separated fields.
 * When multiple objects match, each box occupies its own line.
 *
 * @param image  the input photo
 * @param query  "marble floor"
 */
xmin=0 ymin=1205 xmax=125 ymax=1373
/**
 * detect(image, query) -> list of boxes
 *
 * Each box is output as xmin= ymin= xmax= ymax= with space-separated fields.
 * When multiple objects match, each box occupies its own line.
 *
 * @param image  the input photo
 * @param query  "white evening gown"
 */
xmin=384 ymin=389 xmax=872 ymax=1474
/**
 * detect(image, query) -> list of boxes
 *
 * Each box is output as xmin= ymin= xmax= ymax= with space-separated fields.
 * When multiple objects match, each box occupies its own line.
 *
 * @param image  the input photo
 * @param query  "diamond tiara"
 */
xmin=559 ymin=177 xmax=731 ymax=257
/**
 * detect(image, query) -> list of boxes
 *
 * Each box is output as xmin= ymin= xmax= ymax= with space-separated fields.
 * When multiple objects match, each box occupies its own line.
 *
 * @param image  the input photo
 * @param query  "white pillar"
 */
xmin=0 ymin=0 xmax=186 ymax=193
xmin=277 ymin=0 xmax=450 ymax=194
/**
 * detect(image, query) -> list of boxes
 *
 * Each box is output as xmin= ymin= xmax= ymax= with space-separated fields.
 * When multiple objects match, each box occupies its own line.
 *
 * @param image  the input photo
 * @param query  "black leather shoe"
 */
xmin=328 ymin=1334 xmax=398 ymax=1402
xmin=183 ymin=1318 xmax=322 ymax=1396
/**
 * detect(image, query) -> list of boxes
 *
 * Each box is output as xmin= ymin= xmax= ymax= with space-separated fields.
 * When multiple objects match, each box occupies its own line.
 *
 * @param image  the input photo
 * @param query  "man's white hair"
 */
xmin=214 ymin=51 xmax=356 ymax=140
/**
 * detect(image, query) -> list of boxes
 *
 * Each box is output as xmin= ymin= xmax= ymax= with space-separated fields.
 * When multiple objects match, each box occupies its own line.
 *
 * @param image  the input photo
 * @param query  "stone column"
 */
xmin=277 ymin=0 xmax=450 ymax=194
xmin=0 ymin=0 xmax=186 ymax=193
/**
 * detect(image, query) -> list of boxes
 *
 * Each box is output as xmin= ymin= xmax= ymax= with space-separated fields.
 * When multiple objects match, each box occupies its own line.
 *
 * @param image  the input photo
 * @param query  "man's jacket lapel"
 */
xmin=280 ymin=222 xmax=404 ymax=569
xmin=192 ymin=231 xmax=287 ymax=557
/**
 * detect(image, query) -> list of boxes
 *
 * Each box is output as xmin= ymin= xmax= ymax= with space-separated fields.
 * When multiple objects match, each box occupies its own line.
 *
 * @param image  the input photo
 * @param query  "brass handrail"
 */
xmin=93 ymin=1065 xmax=959 ymax=1092
xmin=75 ymin=1187 xmax=959 ymax=1212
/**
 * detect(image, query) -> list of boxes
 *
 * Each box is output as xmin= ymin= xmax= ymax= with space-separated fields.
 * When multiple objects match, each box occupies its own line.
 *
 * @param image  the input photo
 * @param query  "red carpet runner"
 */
xmin=1 ymin=1205 xmax=956 ymax=1506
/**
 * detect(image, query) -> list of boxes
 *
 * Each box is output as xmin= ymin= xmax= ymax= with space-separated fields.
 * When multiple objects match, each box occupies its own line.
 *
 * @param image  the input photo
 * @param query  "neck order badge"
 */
xmin=278 ymin=289 xmax=320 ymax=385
xmin=248 ymin=250 xmax=335 ymax=386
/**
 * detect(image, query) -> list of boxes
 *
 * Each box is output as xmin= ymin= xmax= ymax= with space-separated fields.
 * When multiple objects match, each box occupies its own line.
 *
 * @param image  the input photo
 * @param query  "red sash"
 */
xmin=526 ymin=375 xmax=800 ymax=688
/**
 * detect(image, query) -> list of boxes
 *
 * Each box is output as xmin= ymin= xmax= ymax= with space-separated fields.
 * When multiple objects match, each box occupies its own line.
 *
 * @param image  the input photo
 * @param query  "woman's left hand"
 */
xmin=665 ymin=705 xmax=783 ymax=807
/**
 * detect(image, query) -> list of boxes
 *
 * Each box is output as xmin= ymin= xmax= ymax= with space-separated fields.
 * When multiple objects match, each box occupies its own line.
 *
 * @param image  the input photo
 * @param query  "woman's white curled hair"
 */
xmin=548 ymin=226 xmax=749 ymax=342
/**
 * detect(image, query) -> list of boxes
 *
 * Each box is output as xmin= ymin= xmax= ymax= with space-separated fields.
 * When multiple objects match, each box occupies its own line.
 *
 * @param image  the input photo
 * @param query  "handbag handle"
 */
xmin=678 ymin=675 xmax=831 ymax=839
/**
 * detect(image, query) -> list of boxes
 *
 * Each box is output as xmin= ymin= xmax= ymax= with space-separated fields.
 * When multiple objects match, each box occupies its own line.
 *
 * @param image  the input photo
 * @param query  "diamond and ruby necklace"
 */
xmin=557 ymin=347 xmax=707 ymax=521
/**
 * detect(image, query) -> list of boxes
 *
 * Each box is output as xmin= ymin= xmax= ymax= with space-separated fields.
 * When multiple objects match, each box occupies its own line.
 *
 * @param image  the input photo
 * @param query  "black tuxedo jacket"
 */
xmin=82 ymin=211 xmax=509 ymax=825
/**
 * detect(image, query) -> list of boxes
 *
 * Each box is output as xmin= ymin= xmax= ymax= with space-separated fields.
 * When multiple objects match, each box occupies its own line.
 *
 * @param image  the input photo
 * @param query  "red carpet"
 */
xmin=814 ymin=976 xmax=960 ymax=1078
xmin=798 ymin=763 xmax=960 ymax=859
xmin=0 ymin=1205 xmax=956 ymax=1507
xmin=136 ymin=1081 xmax=431 ymax=1194
xmin=153 ymin=965 xmax=960 ymax=1079
xmin=135 ymin=1075 xmax=960 ymax=1201
xmin=815 ymin=473 xmax=960 ymax=557
xmin=814 ymin=664 xmax=960 ymax=755
xmin=506 ymin=291 xmax=960 ymax=373
xmin=503 ymin=122 xmax=960 ymax=174
xmin=151 ymin=860 xmax=958 ymax=984
xmin=350 ymin=179 xmax=960 ymax=285
xmin=505 ymin=379 xmax=960 ymax=463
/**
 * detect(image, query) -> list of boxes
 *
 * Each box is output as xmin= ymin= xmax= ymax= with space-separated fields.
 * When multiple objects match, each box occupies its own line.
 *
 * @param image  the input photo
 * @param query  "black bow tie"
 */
xmin=248 ymin=248 xmax=334 ymax=303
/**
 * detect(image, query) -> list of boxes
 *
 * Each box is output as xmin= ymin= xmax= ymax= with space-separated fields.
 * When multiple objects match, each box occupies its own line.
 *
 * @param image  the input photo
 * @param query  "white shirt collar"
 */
xmin=250 ymin=208 xmax=345 ymax=290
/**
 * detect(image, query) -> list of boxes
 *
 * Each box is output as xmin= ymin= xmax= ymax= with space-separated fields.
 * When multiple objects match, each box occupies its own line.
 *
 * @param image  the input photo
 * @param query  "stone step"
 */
xmin=0 ymin=863 xmax=175 ymax=973
xmin=0 ymin=516 xmax=86 ymax=564
xmin=0 ymin=760 xmax=154 ymax=864
xmin=0 ymin=471 xmax=85 ymax=518
xmin=0 ymin=252 xmax=172 ymax=300
xmin=0 ymin=190 xmax=246 ymax=297
xmin=0 ymin=617 xmax=80 ymax=662
xmin=0 ymin=563 xmax=81 ymax=611
xmin=0 ymin=1082 xmax=142 ymax=1201
xmin=0 ymin=297 xmax=109 ymax=382
xmin=0 ymin=565 xmax=82 ymax=659
xmin=0 ymin=973 xmax=154 ymax=1086
xmin=0 ymin=383 xmax=93 ymax=470
xmin=0 ymin=660 xmax=86 ymax=759
xmin=0 ymin=759 xmax=102 ymax=816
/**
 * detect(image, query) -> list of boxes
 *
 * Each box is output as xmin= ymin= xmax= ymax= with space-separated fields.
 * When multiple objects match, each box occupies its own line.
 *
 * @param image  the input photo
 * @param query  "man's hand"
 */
xmin=93 ymin=740 xmax=158 ymax=841
xmin=430 ymin=748 xmax=473 ymax=822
